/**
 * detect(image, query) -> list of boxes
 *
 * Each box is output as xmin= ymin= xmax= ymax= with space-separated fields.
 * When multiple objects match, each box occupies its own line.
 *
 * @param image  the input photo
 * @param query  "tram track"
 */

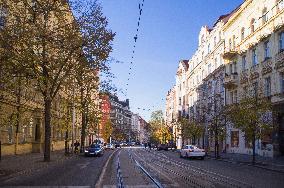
xmin=141 ymin=149 xmax=253 ymax=188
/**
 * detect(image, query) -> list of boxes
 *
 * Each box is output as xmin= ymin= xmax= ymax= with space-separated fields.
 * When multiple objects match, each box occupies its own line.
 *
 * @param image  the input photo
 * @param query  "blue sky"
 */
xmin=99 ymin=0 xmax=244 ymax=121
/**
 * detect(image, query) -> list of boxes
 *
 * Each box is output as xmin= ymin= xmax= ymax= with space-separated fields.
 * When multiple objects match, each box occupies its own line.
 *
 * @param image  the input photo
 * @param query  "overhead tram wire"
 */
xmin=124 ymin=0 xmax=146 ymax=97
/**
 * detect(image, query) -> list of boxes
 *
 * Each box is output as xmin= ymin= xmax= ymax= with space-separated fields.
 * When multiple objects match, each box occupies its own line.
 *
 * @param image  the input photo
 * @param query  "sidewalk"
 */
xmin=207 ymin=151 xmax=284 ymax=173
xmin=0 ymin=150 xmax=76 ymax=181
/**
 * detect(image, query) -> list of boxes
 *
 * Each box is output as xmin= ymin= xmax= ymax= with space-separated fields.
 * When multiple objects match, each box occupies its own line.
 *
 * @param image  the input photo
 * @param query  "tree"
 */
xmin=102 ymin=120 xmax=112 ymax=143
xmin=227 ymin=84 xmax=273 ymax=164
xmin=0 ymin=0 xmax=115 ymax=161
xmin=149 ymin=110 xmax=166 ymax=144
xmin=178 ymin=117 xmax=203 ymax=146
xmin=206 ymin=93 xmax=227 ymax=158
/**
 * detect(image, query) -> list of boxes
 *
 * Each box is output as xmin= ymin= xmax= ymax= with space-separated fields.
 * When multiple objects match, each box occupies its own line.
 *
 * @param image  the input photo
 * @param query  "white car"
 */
xmin=105 ymin=143 xmax=114 ymax=150
xmin=180 ymin=145 xmax=205 ymax=160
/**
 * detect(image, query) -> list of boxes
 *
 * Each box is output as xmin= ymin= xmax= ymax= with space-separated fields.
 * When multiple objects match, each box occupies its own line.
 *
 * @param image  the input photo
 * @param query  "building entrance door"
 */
xmin=279 ymin=115 xmax=284 ymax=155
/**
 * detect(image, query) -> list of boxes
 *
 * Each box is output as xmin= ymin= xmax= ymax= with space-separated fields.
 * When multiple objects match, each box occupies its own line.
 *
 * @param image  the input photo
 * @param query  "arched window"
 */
xmin=262 ymin=7 xmax=268 ymax=24
xmin=251 ymin=18 xmax=255 ymax=33
xmin=241 ymin=27 xmax=245 ymax=40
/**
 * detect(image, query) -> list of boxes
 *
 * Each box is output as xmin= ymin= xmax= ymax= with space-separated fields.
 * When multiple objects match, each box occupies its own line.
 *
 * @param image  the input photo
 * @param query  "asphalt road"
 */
xmin=0 ymin=150 xmax=115 ymax=187
xmin=1 ymin=148 xmax=284 ymax=188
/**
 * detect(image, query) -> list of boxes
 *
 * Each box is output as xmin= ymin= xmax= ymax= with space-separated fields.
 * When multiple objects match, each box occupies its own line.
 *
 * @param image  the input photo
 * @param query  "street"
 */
xmin=1 ymin=148 xmax=284 ymax=188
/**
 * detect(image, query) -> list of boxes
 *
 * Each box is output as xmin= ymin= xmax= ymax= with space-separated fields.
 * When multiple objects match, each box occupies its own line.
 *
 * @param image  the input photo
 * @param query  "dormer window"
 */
xmin=262 ymin=7 xmax=268 ymax=24
xmin=241 ymin=27 xmax=245 ymax=40
xmin=251 ymin=18 xmax=255 ymax=33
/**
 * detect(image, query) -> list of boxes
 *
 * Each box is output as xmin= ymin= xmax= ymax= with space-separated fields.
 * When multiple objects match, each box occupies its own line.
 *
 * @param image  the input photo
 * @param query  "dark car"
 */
xmin=115 ymin=142 xmax=121 ymax=148
xmin=157 ymin=144 xmax=169 ymax=151
xmin=84 ymin=144 xmax=104 ymax=157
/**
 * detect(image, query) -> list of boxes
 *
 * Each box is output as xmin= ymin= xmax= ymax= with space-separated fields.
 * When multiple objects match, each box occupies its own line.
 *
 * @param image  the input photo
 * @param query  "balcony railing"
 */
xmin=240 ymin=70 xmax=248 ymax=84
xmin=249 ymin=64 xmax=260 ymax=80
xmin=224 ymin=73 xmax=238 ymax=89
xmin=261 ymin=57 xmax=273 ymax=75
xmin=223 ymin=47 xmax=239 ymax=60
xmin=275 ymin=50 xmax=284 ymax=70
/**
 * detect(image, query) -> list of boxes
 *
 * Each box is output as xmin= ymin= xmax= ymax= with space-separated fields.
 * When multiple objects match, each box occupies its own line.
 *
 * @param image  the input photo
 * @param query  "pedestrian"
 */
xmin=148 ymin=142 xmax=151 ymax=150
xmin=144 ymin=143 xmax=147 ymax=149
xmin=74 ymin=140 xmax=80 ymax=153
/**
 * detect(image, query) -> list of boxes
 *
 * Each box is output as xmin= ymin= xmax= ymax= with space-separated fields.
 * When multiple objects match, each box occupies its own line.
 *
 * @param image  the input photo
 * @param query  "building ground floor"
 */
xmin=174 ymin=102 xmax=284 ymax=158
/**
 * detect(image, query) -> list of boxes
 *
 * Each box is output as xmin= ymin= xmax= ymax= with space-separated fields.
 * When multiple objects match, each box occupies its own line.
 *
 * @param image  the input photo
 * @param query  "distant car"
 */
xmin=105 ymin=143 xmax=114 ymax=150
xmin=115 ymin=142 xmax=121 ymax=148
xmin=84 ymin=144 xmax=104 ymax=157
xmin=180 ymin=145 xmax=205 ymax=160
xmin=157 ymin=144 xmax=169 ymax=151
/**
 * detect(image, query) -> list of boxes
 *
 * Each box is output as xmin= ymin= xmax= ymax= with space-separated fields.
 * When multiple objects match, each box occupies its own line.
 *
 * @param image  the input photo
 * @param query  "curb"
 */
xmin=95 ymin=149 xmax=118 ymax=188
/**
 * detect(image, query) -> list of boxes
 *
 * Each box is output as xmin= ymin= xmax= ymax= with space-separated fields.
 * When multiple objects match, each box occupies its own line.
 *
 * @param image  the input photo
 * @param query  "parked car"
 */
xmin=84 ymin=144 xmax=104 ymax=157
xmin=105 ymin=143 xmax=114 ymax=150
xmin=180 ymin=145 xmax=205 ymax=159
xmin=157 ymin=144 xmax=169 ymax=151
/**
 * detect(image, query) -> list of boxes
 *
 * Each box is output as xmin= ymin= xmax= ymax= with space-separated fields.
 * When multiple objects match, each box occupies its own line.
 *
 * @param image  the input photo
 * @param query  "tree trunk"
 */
xmin=44 ymin=99 xmax=52 ymax=162
xmin=80 ymin=106 xmax=87 ymax=153
xmin=65 ymin=130 xmax=69 ymax=155
xmin=15 ymin=77 xmax=21 ymax=155
xmin=252 ymin=132 xmax=256 ymax=165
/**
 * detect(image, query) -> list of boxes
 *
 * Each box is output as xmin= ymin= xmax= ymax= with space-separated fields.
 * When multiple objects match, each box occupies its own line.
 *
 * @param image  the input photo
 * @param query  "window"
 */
xmin=279 ymin=32 xmax=284 ymax=51
xmin=252 ymin=81 xmax=258 ymax=96
xmin=264 ymin=40 xmax=270 ymax=59
xmin=208 ymin=44 xmax=210 ymax=53
xmin=280 ymin=72 xmax=284 ymax=93
xmin=214 ymin=36 xmax=217 ymax=46
xmin=229 ymin=63 xmax=233 ymax=74
xmin=243 ymin=86 xmax=248 ymax=97
xmin=251 ymin=19 xmax=255 ymax=33
xmin=262 ymin=7 xmax=268 ymax=24
xmin=233 ymin=35 xmax=236 ymax=49
xmin=219 ymin=31 xmax=222 ymax=41
xmin=231 ymin=131 xmax=239 ymax=147
xmin=230 ymin=91 xmax=234 ymax=104
xmin=0 ymin=7 xmax=6 ymax=29
xmin=215 ymin=58 xmax=218 ymax=69
xmin=229 ymin=39 xmax=232 ymax=50
xmin=208 ymin=63 xmax=211 ymax=74
xmin=242 ymin=55 xmax=247 ymax=71
xmin=265 ymin=76 xmax=271 ymax=97
xmin=233 ymin=61 xmax=237 ymax=73
xmin=241 ymin=27 xmax=245 ymax=40
xmin=234 ymin=90 xmax=238 ymax=103
xmin=179 ymin=97 xmax=181 ymax=105
xmin=245 ymin=134 xmax=252 ymax=148
xmin=252 ymin=48 xmax=258 ymax=66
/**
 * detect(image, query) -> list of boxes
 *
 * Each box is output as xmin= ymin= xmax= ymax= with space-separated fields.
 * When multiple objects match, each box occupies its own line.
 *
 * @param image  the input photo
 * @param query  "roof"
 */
xmin=213 ymin=2 xmax=243 ymax=27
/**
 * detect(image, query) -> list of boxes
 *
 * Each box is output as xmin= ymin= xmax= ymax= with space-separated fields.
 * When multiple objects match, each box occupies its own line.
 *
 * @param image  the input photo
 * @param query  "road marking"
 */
xmin=77 ymin=162 xmax=91 ymax=169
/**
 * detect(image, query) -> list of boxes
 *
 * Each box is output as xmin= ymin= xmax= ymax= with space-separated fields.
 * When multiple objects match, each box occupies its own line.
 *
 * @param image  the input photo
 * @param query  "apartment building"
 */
xmin=223 ymin=0 xmax=284 ymax=157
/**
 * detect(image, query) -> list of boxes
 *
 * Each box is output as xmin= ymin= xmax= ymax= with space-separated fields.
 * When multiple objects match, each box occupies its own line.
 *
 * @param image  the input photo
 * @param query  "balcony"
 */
xmin=250 ymin=64 xmax=260 ymax=80
xmin=223 ymin=47 xmax=239 ymax=60
xmin=240 ymin=70 xmax=248 ymax=84
xmin=224 ymin=73 xmax=238 ymax=89
xmin=261 ymin=57 xmax=273 ymax=75
xmin=275 ymin=50 xmax=284 ymax=70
